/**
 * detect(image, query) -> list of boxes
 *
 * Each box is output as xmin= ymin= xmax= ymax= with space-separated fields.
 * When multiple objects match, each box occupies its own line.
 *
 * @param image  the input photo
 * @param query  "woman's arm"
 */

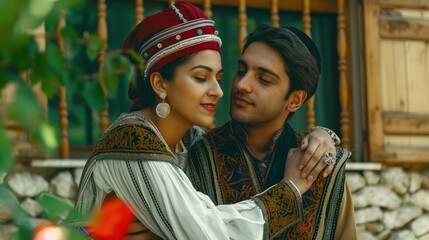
xmin=94 ymin=160 xmax=265 ymax=240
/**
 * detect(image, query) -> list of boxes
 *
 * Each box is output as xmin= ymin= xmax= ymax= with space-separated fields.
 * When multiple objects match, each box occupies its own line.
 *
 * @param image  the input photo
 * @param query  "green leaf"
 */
xmin=103 ymin=55 xmax=113 ymax=72
xmin=33 ymin=121 xmax=58 ymax=152
xmin=126 ymin=48 xmax=144 ymax=65
xmin=0 ymin=186 xmax=33 ymax=237
xmin=59 ymin=0 xmax=86 ymax=8
xmin=0 ymin=184 xmax=19 ymax=207
xmin=0 ymin=68 xmax=9 ymax=90
xmin=62 ymin=208 xmax=87 ymax=228
xmin=12 ymin=211 xmax=34 ymax=240
xmin=86 ymin=34 xmax=102 ymax=61
xmin=8 ymin=83 xmax=44 ymax=129
xmin=62 ymin=27 xmax=80 ymax=60
xmin=60 ymin=70 xmax=74 ymax=98
xmin=41 ymin=73 xmax=59 ymax=98
xmin=28 ymin=0 xmax=55 ymax=19
xmin=115 ymin=55 xmax=133 ymax=73
xmin=103 ymin=74 xmax=119 ymax=95
xmin=30 ymin=52 xmax=49 ymax=85
xmin=12 ymin=206 xmax=31 ymax=226
xmin=0 ymin=0 xmax=20 ymax=23
xmin=102 ymin=56 xmax=119 ymax=94
xmin=13 ymin=222 xmax=33 ymax=240
xmin=83 ymin=81 xmax=105 ymax=112
xmin=0 ymin=126 xmax=14 ymax=171
xmin=61 ymin=26 xmax=79 ymax=39
xmin=36 ymin=192 xmax=74 ymax=223
xmin=46 ymin=43 xmax=65 ymax=73
xmin=4 ymin=35 xmax=36 ymax=72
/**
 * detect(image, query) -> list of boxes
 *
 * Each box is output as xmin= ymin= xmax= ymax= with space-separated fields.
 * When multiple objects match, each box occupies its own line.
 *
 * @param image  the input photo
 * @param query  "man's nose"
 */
xmin=234 ymin=73 xmax=253 ymax=93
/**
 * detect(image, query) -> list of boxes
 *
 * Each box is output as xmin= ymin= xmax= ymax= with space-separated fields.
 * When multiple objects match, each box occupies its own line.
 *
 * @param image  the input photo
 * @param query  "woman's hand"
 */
xmin=298 ymin=128 xmax=336 ymax=181
xmin=284 ymin=148 xmax=316 ymax=194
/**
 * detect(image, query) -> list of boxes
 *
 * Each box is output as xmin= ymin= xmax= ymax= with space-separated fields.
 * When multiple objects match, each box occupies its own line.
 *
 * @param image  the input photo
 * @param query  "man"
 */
xmin=188 ymin=24 xmax=357 ymax=239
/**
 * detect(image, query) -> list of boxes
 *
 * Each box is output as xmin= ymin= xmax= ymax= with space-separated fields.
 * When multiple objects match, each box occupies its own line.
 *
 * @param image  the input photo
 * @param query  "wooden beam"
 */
xmin=148 ymin=0 xmax=338 ymax=13
xmin=346 ymin=162 xmax=384 ymax=171
xmin=375 ymin=147 xmax=429 ymax=163
xmin=364 ymin=2 xmax=386 ymax=161
xmin=379 ymin=15 xmax=429 ymax=41
xmin=383 ymin=112 xmax=429 ymax=135
xmin=372 ymin=0 xmax=429 ymax=9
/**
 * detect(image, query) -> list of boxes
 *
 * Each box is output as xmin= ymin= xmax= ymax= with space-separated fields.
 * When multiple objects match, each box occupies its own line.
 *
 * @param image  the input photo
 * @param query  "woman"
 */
xmin=75 ymin=3 xmax=316 ymax=239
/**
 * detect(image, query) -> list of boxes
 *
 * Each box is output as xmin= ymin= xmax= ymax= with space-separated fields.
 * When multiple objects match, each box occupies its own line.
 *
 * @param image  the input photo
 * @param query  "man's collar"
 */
xmin=232 ymin=120 xmax=284 ymax=160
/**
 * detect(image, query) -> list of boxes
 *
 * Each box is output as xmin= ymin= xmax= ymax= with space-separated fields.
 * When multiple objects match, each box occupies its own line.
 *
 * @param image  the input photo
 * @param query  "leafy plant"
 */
xmin=0 ymin=0 xmax=135 ymax=238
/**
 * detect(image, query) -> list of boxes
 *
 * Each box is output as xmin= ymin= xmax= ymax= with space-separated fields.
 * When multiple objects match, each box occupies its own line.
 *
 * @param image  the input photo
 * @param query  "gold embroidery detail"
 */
xmin=90 ymin=124 xmax=174 ymax=160
xmin=253 ymin=180 xmax=302 ymax=239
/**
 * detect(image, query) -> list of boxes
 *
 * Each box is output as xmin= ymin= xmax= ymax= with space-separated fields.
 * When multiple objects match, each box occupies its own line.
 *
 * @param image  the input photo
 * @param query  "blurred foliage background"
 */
xmin=0 ymin=0 xmax=133 ymax=238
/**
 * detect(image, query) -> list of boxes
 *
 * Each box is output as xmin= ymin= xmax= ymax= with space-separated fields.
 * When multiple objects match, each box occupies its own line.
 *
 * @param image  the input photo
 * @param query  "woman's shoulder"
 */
xmin=183 ymin=126 xmax=206 ymax=149
xmin=90 ymin=113 xmax=174 ymax=161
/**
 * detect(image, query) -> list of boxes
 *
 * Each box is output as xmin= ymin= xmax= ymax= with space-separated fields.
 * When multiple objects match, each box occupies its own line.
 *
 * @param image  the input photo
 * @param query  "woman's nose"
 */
xmin=209 ymin=81 xmax=223 ymax=99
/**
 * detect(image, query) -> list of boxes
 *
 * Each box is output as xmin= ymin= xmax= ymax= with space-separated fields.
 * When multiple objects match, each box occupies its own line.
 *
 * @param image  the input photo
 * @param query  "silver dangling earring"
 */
xmin=156 ymin=92 xmax=170 ymax=118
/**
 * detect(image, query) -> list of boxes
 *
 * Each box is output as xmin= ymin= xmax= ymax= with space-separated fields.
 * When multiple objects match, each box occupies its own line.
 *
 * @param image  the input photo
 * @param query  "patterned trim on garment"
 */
xmin=275 ymin=146 xmax=351 ymax=239
xmin=313 ymin=147 xmax=350 ymax=240
xmin=125 ymin=161 xmax=159 ymax=235
xmin=210 ymin=123 xmax=259 ymax=203
xmin=90 ymin=175 xmax=98 ymax=211
xmin=188 ymin=136 xmax=223 ymax=203
xmin=136 ymin=161 xmax=177 ymax=239
xmin=252 ymin=179 xmax=303 ymax=240
xmin=89 ymin=124 xmax=176 ymax=164
xmin=294 ymin=131 xmax=309 ymax=146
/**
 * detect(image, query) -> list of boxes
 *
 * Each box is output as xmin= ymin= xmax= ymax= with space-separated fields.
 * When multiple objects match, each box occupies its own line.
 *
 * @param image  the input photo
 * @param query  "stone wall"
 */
xmin=1 ymin=166 xmax=429 ymax=240
xmin=0 ymin=168 xmax=83 ymax=240
xmin=348 ymin=167 xmax=429 ymax=240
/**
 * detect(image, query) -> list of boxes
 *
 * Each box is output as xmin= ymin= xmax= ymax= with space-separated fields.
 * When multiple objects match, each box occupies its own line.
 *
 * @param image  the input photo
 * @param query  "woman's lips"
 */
xmin=201 ymin=103 xmax=216 ymax=113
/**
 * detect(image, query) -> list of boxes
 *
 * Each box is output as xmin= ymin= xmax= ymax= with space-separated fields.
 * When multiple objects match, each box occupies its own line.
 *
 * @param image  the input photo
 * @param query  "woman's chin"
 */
xmin=195 ymin=117 xmax=215 ymax=128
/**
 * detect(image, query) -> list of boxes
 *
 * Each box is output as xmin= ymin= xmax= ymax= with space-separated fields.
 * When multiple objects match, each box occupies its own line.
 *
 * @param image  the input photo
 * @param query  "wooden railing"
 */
xmin=53 ymin=0 xmax=352 ymax=159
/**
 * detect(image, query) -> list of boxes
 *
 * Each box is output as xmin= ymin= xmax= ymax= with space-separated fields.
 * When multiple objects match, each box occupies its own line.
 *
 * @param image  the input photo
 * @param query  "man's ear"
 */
xmin=149 ymin=72 xmax=168 ymax=97
xmin=286 ymin=90 xmax=308 ymax=113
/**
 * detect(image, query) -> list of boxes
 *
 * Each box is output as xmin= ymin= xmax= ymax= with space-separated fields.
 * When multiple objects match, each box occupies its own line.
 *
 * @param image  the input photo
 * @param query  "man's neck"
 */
xmin=243 ymin=123 xmax=283 ymax=159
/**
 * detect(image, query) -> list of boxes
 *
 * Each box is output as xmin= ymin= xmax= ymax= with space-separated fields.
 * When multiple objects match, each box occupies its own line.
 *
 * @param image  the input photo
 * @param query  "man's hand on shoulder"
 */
xmin=298 ymin=127 xmax=337 ymax=181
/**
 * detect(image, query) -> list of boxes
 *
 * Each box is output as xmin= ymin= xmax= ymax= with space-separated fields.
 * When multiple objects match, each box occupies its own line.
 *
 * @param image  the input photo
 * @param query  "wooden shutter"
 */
xmin=363 ymin=0 xmax=429 ymax=163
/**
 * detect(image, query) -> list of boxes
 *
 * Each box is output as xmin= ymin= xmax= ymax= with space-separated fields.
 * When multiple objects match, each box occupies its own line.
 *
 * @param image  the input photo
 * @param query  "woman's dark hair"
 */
xmin=129 ymin=53 xmax=196 ymax=112
xmin=243 ymin=24 xmax=320 ymax=101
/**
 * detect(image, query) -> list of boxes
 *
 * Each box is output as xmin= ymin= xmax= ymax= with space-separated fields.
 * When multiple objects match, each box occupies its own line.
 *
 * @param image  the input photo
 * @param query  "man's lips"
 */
xmin=233 ymin=95 xmax=253 ymax=106
xmin=201 ymin=103 xmax=216 ymax=113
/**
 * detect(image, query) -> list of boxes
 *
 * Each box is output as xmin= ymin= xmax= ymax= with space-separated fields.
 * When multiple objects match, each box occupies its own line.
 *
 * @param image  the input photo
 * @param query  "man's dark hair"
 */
xmin=243 ymin=24 xmax=321 ymax=119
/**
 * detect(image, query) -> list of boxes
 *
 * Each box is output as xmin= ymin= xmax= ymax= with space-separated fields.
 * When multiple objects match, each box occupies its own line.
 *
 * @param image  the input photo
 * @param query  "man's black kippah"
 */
xmin=284 ymin=26 xmax=322 ymax=74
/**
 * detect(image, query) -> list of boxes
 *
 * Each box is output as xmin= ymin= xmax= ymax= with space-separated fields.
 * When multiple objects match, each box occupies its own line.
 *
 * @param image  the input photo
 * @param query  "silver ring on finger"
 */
xmin=322 ymin=151 xmax=335 ymax=165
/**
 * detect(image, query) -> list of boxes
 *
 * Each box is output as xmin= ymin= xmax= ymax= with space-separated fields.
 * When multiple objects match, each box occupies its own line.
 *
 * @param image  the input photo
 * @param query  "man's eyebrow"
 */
xmin=256 ymin=66 xmax=280 ymax=80
xmin=238 ymin=59 xmax=280 ymax=80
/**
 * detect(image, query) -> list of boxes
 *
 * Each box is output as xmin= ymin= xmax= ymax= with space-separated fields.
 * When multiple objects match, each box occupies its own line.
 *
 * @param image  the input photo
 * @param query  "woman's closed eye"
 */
xmin=194 ymin=76 xmax=207 ymax=82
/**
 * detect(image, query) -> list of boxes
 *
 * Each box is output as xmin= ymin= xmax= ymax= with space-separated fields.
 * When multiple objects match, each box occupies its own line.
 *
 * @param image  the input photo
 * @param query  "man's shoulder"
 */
xmin=190 ymin=121 xmax=236 ymax=152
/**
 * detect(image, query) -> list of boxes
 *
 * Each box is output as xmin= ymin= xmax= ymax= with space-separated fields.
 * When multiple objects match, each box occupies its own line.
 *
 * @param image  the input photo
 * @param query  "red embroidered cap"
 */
xmin=123 ymin=2 xmax=221 ymax=108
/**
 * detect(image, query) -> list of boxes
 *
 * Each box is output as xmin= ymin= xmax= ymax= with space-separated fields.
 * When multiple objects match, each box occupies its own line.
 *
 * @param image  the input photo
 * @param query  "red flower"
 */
xmin=86 ymin=196 xmax=135 ymax=240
